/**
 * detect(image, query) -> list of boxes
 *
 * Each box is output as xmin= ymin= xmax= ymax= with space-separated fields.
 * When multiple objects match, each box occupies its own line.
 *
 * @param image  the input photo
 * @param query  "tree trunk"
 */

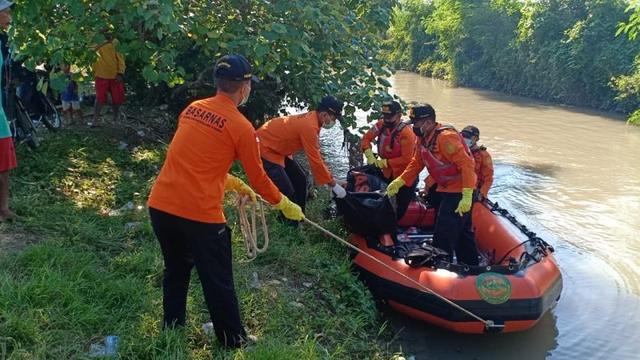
xmin=344 ymin=130 xmax=363 ymax=169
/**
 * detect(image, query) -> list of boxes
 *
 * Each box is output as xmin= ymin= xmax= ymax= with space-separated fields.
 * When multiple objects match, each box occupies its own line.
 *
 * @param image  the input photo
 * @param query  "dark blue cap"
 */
xmin=214 ymin=54 xmax=258 ymax=82
xmin=318 ymin=95 xmax=344 ymax=119
xmin=408 ymin=104 xmax=436 ymax=122
xmin=461 ymin=125 xmax=480 ymax=138
xmin=381 ymin=100 xmax=402 ymax=115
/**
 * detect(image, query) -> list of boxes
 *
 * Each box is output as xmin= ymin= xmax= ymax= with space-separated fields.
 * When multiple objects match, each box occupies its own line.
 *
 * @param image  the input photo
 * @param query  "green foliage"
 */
xmin=616 ymin=1 xmax=640 ymax=40
xmin=10 ymin=0 xmax=397 ymax=128
xmin=0 ymin=130 xmax=395 ymax=358
xmin=627 ymin=108 xmax=640 ymax=125
xmin=615 ymin=1 xmax=640 ymax=125
xmin=384 ymin=0 xmax=435 ymax=71
xmin=385 ymin=0 xmax=640 ymax=115
xmin=425 ymin=0 xmax=464 ymax=83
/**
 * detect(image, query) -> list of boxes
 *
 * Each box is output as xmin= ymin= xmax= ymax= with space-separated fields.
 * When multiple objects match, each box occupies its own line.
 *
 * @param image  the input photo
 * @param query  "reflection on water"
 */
xmin=515 ymin=162 xmax=562 ymax=178
xmin=387 ymin=311 xmax=558 ymax=360
xmin=317 ymin=72 xmax=640 ymax=359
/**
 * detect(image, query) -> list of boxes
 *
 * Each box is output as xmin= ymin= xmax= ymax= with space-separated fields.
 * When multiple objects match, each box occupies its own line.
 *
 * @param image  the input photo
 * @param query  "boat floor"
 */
xmin=362 ymin=226 xmax=495 ymax=266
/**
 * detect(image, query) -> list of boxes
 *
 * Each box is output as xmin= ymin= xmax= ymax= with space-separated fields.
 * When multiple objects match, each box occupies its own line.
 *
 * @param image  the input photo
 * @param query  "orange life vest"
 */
xmin=419 ymin=125 xmax=472 ymax=186
xmin=372 ymin=121 xmax=408 ymax=159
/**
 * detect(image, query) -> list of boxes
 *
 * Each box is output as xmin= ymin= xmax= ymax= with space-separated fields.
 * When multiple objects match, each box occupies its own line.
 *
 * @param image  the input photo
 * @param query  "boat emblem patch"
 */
xmin=476 ymin=272 xmax=512 ymax=305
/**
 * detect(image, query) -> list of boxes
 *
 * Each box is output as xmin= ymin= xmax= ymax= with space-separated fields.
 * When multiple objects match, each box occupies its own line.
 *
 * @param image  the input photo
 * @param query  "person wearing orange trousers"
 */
xmin=148 ymin=54 xmax=303 ymax=349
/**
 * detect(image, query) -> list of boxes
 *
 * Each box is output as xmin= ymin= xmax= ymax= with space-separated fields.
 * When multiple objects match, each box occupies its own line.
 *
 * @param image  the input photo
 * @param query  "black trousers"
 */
xmin=432 ymin=192 xmax=480 ymax=265
xmin=262 ymin=157 xmax=308 ymax=212
xmin=149 ymin=207 xmax=246 ymax=348
xmin=425 ymin=183 xmax=442 ymax=209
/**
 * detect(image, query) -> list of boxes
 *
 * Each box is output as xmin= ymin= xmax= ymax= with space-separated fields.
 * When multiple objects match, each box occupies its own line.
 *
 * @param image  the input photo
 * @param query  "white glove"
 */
xmin=332 ymin=184 xmax=347 ymax=199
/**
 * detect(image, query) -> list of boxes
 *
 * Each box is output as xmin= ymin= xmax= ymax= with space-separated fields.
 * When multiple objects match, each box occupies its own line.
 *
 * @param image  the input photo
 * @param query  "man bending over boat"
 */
xmin=257 ymin=96 xmax=347 ymax=225
xmin=386 ymin=104 xmax=480 ymax=265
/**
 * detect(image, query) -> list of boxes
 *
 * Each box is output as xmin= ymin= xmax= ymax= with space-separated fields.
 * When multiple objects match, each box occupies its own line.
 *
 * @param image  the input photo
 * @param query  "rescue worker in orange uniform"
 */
xmin=387 ymin=104 xmax=480 ymax=265
xmin=460 ymin=125 xmax=493 ymax=201
xmin=361 ymin=100 xmax=416 ymax=181
xmin=257 ymin=96 xmax=347 ymax=222
xmin=148 ymin=54 xmax=303 ymax=349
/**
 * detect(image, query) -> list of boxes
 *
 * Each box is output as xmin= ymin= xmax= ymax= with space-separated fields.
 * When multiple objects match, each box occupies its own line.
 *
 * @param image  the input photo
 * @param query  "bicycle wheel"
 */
xmin=16 ymin=102 xmax=39 ymax=149
xmin=40 ymin=94 xmax=62 ymax=131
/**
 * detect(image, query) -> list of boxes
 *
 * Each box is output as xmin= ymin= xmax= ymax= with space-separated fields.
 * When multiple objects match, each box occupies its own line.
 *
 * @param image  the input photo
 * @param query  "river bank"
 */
xmin=0 ymin=128 xmax=403 ymax=359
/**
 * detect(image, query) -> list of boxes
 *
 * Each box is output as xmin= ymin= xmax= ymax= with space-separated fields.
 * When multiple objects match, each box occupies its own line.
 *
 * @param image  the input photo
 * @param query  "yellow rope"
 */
xmin=237 ymin=196 xmax=269 ymax=261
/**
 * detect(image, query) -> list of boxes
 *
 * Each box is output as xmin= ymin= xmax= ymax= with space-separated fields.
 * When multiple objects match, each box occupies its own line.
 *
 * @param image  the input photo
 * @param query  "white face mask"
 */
xmin=238 ymin=84 xmax=250 ymax=107
xmin=464 ymin=138 xmax=473 ymax=147
xmin=322 ymin=119 xmax=336 ymax=129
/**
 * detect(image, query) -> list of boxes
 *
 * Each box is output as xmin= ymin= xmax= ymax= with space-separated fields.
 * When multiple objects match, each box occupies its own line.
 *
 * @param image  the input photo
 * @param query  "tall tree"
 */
xmin=10 ymin=0 xmax=397 ymax=129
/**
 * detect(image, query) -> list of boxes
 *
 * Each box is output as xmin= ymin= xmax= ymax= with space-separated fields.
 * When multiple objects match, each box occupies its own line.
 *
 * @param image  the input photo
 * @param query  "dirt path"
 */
xmin=0 ymin=229 xmax=37 ymax=254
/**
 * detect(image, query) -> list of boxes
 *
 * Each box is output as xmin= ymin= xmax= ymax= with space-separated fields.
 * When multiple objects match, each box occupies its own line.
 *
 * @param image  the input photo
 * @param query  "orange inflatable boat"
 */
xmin=348 ymin=199 xmax=562 ymax=333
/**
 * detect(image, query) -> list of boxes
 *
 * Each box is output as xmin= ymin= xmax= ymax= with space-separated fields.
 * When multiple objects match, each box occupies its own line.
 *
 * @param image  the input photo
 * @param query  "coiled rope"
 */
xmin=236 ymin=196 xmax=269 ymax=261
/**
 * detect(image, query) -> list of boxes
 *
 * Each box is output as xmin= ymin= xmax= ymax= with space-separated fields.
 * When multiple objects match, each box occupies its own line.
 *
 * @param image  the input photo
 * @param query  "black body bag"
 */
xmin=335 ymin=192 xmax=397 ymax=237
xmin=345 ymin=165 xmax=387 ymax=192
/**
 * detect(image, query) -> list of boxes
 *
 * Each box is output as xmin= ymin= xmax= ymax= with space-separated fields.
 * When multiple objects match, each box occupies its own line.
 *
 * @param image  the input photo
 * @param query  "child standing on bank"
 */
xmin=60 ymin=63 xmax=81 ymax=125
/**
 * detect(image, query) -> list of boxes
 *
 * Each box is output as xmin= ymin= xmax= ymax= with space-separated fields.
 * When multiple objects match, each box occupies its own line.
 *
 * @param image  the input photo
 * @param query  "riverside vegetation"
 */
xmin=383 ymin=0 xmax=640 ymax=125
xmin=0 ymin=129 xmax=404 ymax=359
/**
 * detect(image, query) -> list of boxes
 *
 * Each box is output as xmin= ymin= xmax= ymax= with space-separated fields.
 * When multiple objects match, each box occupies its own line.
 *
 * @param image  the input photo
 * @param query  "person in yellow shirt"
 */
xmin=148 ymin=54 xmax=303 ymax=349
xmin=92 ymin=29 xmax=125 ymax=126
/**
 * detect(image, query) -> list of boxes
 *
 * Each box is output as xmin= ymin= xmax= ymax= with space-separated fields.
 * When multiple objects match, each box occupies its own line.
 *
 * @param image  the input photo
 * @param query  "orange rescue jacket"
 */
xmin=148 ymin=93 xmax=282 ymax=223
xmin=361 ymin=119 xmax=416 ymax=180
xmin=471 ymin=145 xmax=493 ymax=198
xmin=257 ymin=111 xmax=334 ymax=185
xmin=400 ymin=123 xmax=476 ymax=193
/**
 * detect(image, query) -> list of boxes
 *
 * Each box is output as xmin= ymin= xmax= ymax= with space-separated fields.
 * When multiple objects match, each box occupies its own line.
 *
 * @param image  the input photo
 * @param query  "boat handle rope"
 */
xmin=485 ymin=199 xmax=554 ymax=252
xmin=302 ymin=217 xmax=503 ymax=331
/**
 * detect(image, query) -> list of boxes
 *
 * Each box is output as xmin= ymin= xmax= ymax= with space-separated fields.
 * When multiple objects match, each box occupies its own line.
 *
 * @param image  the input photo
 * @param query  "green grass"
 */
xmin=0 ymin=130 xmax=399 ymax=359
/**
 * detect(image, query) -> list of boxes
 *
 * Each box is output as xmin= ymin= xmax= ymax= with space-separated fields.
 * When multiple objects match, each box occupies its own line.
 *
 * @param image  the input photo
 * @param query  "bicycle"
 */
xmin=3 ymin=65 xmax=62 ymax=149
xmin=4 ymin=83 xmax=38 ymax=149
xmin=16 ymin=68 xmax=61 ymax=131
